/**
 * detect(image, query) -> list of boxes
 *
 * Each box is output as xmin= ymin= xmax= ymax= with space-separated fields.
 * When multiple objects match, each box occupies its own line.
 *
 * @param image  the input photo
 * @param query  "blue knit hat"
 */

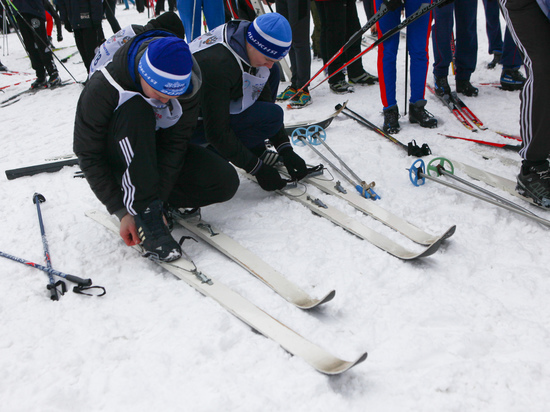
xmin=247 ymin=13 xmax=292 ymax=60
xmin=138 ymin=37 xmax=193 ymax=96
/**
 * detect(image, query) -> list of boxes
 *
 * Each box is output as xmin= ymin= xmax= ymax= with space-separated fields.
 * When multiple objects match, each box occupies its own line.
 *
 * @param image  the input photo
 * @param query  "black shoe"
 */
xmin=48 ymin=72 xmax=61 ymax=87
xmin=409 ymin=100 xmax=437 ymax=129
xmin=456 ymin=79 xmax=479 ymax=97
xmin=516 ymin=161 xmax=550 ymax=208
xmin=434 ymin=75 xmax=451 ymax=97
xmin=487 ymin=52 xmax=502 ymax=69
xmin=383 ymin=105 xmax=400 ymax=134
xmin=31 ymin=77 xmax=48 ymax=89
xmin=0 ymin=63 xmax=7 ymax=72
xmin=349 ymin=71 xmax=378 ymax=85
xmin=500 ymin=68 xmax=526 ymax=91
xmin=329 ymin=80 xmax=355 ymax=94
xmin=134 ymin=199 xmax=182 ymax=262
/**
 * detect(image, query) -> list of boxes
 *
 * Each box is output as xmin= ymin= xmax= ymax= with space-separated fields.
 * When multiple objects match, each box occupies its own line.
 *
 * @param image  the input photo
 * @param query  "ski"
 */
xmin=438 ymin=133 xmax=521 ymax=152
xmin=1 ymin=80 xmax=77 ymax=107
xmin=426 ymin=84 xmax=477 ymax=132
xmin=5 ymin=158 xmax=79 ymax=180
xmin=0 ymin=78 xmax=35 ymax=90
xmin=444 ymin=158 xmax=546 ymax=209
xmin=238 ymin=170 xmax=445 ymax=260
xmin=294 ymin=167 xmax=456 ymax=246
xmin=86 ymin=209 xmax=367 ymax=375
xmin=448 ymin=92 xmax=488 ymax=130
xmin=171 ymin=209 xmax=336 ymax=309
xmin=284 ymin=100 xmax=347 ymax=135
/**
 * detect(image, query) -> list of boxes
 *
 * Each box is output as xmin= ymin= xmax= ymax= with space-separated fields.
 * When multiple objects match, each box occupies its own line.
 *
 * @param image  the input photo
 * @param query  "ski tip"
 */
xmin=318 ymin=351 xmax=368 ymax=375
xmin=442 ymin=225 xmax=457 ymax=240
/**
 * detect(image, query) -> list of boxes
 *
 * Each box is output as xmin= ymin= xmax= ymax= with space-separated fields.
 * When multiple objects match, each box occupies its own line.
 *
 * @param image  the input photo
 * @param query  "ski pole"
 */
xmin=33 ymin=193 xmax=66 ymax=300
xmin=291 ymin=127 xmax=380 ymax=200
xmin=336 ymin=103 xmax=431 ymax=157
xmin=311 ymin=0 xmax=451 ymax=91
xmin=409 ymin=158 xmax=550 ymax=228
xmin=289 ymin=3 xmax=391 ymax=99
xmin=0 ymin=250 xmax=93 ymax=286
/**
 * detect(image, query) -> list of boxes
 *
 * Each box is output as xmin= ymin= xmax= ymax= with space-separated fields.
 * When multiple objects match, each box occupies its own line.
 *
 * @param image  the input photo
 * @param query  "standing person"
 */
xmin=103 ymin=0 xmax=121 ymax=34
xmin=499 ymin=0 xmax=550 ymax=208
xmin=374 ymin=0 xmax=437 ymax=134
xmin=314 ymin=0 xmax=377 ymax=94
xmin=274 ymin=0 xmax=312 ymax=107
xmin=11 ymin=0 xmax=60 ymax=88
xmin=432 ymin=0 xmax=479 ymax=97
xmin=57 ymin=0 xmax=104 ymax=73
xmin=482 ymin=0 xmax=526 ymax=90
xmin=189 ymin=13 xmax=308 ymax=191
xmin=74 ymin=31 xmax=239 ymax=261
xmin=178 ymin=0 xmax=225 ymax=41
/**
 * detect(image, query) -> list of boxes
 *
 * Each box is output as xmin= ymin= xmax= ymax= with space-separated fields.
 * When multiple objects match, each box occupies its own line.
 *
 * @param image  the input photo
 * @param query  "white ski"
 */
xmin=85 ymin=210 xmax=367 ymax=375
xmin=238 ymin=171 xmax=446 ymax=260
xmin=299 ymin=170 xmax=456 ymax=246
xmin=171 ymin=210 xmax=335 ymax=309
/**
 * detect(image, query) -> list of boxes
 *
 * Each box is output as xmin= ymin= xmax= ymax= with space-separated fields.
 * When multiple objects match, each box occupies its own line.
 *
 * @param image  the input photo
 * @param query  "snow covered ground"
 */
xmin=1 ymin=5 xmax=549 ymax=412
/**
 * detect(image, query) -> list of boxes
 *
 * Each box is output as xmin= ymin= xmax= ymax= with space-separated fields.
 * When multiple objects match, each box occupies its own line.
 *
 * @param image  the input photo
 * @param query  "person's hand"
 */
xmin=254 ymin=163 xmax=286 ymax=191
xmin=64 ymin=21 xmax=73 ymax=33
xmin=280 ymin=149 xmax=308 ymax=180
xmin=57 ymin=33 xmax=63 ymax=43
xmin=120 ymin=213 xmax=140 ymax=246
xmin=383 ymin=0 xmax=404 ymax=11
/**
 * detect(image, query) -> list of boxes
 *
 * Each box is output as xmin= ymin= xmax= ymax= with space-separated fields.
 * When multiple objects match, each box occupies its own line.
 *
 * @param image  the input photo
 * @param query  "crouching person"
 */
xmin=74 ymin=30 xmax=239 ymax=262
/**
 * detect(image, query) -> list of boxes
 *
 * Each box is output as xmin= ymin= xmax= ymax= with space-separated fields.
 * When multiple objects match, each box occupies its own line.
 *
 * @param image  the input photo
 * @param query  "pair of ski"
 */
xmin=0 ymin=79 xmax=76 ymax=108
xmin=427 ymin=84 xmax=523 ymax=151
xmin=239 ymin=168 xmax=456 ymax=261
xmin=86 ymin=209 xmax=366 ymax=375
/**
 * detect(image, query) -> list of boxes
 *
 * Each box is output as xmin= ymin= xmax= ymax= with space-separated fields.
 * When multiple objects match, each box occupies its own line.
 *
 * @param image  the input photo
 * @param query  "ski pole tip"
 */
xmin=32 ymin=193 xmax=46 ymax=204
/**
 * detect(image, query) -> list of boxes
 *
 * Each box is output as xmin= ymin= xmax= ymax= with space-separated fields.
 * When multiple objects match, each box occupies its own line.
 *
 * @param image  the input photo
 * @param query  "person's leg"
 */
xmin=407 ymin=0 xmax=431 ymax=104
xmin=375 ymin=0 xmax=400 ymax=109
xmin=431 ymin=2 xmax=454 ymax=79
xmin=454 ymin=0 xmax=478 ymax=82
xmin=202 ymin=0 xmax=225 ymax=33
xmin=168 ymin=144 xmax=239 ymax=208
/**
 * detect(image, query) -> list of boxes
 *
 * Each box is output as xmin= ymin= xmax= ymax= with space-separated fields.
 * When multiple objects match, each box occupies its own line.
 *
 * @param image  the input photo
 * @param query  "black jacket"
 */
xmin=73 ymin=30 xmax=202 ymax=217
xmin=55 ymin=0 xmax=103 ymax=30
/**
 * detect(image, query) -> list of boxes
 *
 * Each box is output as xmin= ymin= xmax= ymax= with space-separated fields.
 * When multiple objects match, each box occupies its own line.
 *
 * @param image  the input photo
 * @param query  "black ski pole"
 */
xmin=313 ymin=0 xmax=453 ymax=91
xmin=32 ymin=193 xmax=66 ymax=300
xmin=336 ymin=103 xmax=431 ymax=157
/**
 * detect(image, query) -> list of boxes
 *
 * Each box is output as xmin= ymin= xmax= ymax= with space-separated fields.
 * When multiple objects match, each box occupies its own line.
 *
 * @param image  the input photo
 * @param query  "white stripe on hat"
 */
xmin=145 ymin=50 xmax=191 ymax=82
xmin=252 ymin=20 xmax=292 ymax=48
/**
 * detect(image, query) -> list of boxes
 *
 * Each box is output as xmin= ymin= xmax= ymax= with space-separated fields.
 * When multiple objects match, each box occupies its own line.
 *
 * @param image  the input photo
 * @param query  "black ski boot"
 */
xmin=31 ymin=76 xmax=48 ymax=89
xmin=409 ymin=100 xmax=437 ymax=129
xmin=434 ymin=75 xmax=451 ymax=97
xmin=516 ymin=161 xmax=550 ymax=208
xmin=456 ymin=79 xmax=479 ymax=97
xmin=383 ymin=105 xmax=400 ymax=134
xmin=487 ymin=51 xmax=502 ymax=69
xmin=500 ymin=68 xmax=526 ymax=91
xmin=134 ymin=199 xmax=182 ymax=262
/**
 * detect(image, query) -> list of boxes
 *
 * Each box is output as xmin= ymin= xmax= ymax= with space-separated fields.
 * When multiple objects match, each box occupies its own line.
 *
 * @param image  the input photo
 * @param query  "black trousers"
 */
xmin=107 ymin=96 xmax=239 ymax=214
xmin=315 ymin=0 xmax=366 ymax=84
xmin=500 ymin=0 xmax=550 ymax=162
xmin=18 ymin=14 xmax=57 ymax=78
xmin=74 ymin=27 xmax=103 ymax=73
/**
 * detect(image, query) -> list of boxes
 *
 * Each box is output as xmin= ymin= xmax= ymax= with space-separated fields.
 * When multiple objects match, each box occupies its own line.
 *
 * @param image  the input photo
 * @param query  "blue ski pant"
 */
xmin=374 ymin=0 xmax=432 ymax=109
xmin=432 ymin=0 xmax=478 ymax=81
xmin=177 ymin=0 xmax=225 ymax=41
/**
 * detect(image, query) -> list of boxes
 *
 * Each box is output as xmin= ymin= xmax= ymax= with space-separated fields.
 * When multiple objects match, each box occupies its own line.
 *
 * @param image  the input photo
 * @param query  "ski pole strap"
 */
xmin=73 ymin=285 xmax=106 ymax=297
xmin=407 ymin=140 xmax=432 ymax=157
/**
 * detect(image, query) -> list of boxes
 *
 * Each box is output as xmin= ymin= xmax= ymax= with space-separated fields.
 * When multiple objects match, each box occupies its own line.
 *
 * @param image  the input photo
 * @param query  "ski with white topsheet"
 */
xmin=85 ymin=209 xmax=366 ymax=374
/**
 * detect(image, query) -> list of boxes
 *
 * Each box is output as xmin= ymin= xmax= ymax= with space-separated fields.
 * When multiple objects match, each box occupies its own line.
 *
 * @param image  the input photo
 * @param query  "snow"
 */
xmin=1 ymin=5 xmax=549 ymax=412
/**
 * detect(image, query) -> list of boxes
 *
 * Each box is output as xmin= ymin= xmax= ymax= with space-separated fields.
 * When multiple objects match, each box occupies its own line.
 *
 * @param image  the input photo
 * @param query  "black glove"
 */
xmin=64 ymin=21 xmax=73 ymax=33
xmin=253 ymin=163 xmax=286 ymax=191
xmin=57 ymin=33 xmax=63 ymax=43
xmin=280 ymin=148 xmax=307 ymax=180
xmin=383 ymin=0 xmax=404 ymax=11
